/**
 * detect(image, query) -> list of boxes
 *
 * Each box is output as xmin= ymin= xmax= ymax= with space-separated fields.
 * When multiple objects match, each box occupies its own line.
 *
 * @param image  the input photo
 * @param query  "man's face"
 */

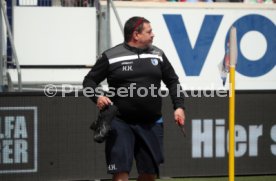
xmin=136 ymin=22 xmax=154 ymax=48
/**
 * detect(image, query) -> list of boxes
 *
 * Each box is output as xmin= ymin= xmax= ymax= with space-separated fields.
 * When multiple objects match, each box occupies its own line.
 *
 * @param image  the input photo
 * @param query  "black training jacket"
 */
xmin=83 ymin=42 xmax=185 ymax=123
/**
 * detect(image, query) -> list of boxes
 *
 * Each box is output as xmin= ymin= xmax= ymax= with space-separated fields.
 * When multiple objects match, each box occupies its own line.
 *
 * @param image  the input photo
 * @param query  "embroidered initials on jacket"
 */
xmin=122 ymin=65 xmax=133 ymax=71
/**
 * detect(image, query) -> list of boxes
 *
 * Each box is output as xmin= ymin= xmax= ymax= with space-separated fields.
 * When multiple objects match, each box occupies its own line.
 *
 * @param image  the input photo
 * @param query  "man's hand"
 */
xmin=174 ymin=108 xmax=185 ymax=126
xmin=97 ymin=96 xmax=112 ymax=110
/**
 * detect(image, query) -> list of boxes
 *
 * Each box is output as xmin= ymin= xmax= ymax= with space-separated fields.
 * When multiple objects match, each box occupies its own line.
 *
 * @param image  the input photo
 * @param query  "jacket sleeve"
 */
xmin=82 ymin=53 xmax=109 ymax=103
xmin=161 ymin=53 xmax=185 ymax=110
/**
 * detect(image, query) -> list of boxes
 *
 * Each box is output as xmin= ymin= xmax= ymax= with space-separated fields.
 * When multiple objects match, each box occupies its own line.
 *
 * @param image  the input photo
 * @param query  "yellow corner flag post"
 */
xmin=229 ymin=27 xmax=237 ymax=181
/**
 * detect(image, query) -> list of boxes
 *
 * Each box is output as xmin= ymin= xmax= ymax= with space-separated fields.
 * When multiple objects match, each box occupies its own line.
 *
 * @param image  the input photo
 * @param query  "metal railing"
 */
xmin=0 ymin=0 xmax=22 ymax=91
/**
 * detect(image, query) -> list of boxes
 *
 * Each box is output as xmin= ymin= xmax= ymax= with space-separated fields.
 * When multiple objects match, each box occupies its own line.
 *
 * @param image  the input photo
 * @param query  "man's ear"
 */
xmin=133 ymin=31 xmax=139 ymax=41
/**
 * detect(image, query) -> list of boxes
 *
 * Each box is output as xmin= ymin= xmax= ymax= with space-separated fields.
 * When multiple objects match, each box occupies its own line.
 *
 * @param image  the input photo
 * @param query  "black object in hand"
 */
xmin=90 ymin=105 xmax=118 ymax=143
xmin=179 ymin=124 xmax=186 ymax=137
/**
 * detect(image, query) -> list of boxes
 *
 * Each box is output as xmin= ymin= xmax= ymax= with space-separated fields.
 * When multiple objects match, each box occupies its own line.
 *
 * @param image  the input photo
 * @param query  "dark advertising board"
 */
xmin=161 ymin=91 xmax=276 ymax=177
xmin=0 ymin=91 xmax=275 ymax=180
